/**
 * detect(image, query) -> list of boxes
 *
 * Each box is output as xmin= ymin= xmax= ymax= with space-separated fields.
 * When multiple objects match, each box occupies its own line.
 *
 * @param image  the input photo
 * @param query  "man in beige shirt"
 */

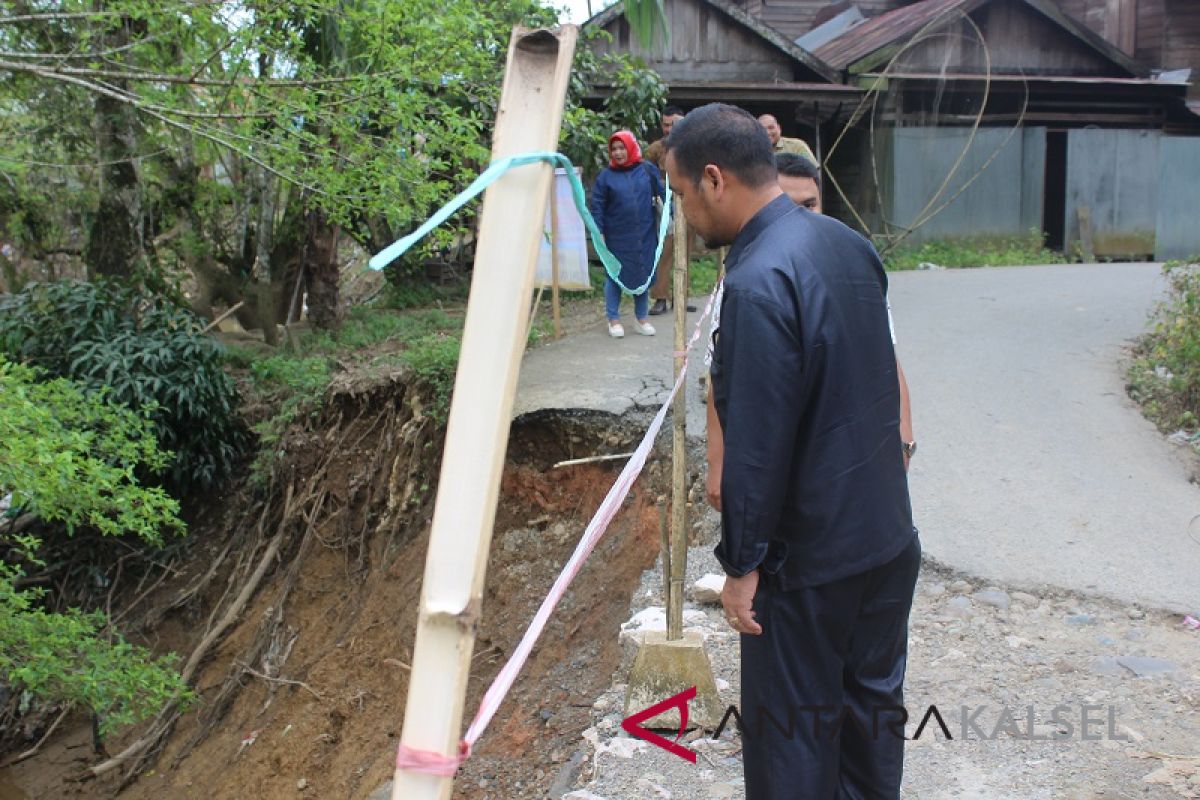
xmin=644 ymin=106 xmax=695 ymax=315
xmin=757 ymin=113 xmax=817 ymax=165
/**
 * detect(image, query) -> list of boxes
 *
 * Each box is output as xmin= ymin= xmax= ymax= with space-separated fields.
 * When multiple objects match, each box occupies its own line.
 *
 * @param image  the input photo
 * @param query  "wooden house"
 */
xmin=586 ymin=0 xmax=1200 ymax=258
xmin=587 ymin=0 xmax=864 ymax=149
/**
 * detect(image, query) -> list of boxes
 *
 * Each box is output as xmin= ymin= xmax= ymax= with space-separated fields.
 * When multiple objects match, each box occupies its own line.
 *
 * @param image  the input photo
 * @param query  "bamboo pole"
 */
xmin=667 ymin=212 xmax=689 ymax=642
xmin=391 ymin=26 xmax=577 ymax=800
xmin=549 ymin=174 xmax=563 ymax=339
xmin=526 ymin=283 xmax=545 ymax=343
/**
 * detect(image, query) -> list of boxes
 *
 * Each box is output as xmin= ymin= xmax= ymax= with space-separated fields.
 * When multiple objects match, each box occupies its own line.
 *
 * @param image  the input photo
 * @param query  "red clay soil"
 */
xmin=3 ymin=383 xmax=665 ymax=800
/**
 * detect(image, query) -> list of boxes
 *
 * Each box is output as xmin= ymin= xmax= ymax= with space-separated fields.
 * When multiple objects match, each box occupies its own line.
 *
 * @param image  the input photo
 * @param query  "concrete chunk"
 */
xmin=689 ymin=574 xmax=725 ymax=605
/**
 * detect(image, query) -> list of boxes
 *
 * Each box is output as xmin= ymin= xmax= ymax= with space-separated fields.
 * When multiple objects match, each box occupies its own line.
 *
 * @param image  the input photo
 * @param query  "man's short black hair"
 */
xmin=664 ymin=103 xmax=777 ymax=189
xmin=776 ymin=152 xmax=820 ymax=183
xmin=663 ymin=104 xmax=685 ymax=118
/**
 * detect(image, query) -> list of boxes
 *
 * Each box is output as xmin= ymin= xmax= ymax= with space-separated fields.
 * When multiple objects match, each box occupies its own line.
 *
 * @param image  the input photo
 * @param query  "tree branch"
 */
xmin=3 ymin=61 xmax=327 ymax=196
xmin=0 ymin=59 xmax=403 ymax=87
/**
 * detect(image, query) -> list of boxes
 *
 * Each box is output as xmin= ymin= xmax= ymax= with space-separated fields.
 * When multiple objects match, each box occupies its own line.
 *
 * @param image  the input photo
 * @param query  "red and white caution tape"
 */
xmin=396 ymin=287 xmax=719 ymax=776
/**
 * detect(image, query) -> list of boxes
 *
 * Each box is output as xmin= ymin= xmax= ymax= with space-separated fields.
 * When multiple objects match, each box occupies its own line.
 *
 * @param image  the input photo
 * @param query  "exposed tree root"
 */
xmin=69 ymin=374 xmax=439 ymax=786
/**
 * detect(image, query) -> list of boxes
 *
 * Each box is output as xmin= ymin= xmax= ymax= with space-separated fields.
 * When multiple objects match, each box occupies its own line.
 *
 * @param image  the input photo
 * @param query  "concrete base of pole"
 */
xmin=622 ymin=631 xmax=724 ymax=730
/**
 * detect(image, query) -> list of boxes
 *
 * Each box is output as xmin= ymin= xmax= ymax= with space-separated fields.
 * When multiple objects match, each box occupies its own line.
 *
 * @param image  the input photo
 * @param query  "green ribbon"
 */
xmin=368 ymin=151 xmax=672 ymax=296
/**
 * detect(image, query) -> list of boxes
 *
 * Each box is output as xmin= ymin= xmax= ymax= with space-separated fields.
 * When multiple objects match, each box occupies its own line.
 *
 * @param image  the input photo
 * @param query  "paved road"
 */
xmin=514 ymin=263 xmax=1200 ymax=613
xmin=891 ymin=262 xmax=1200 ymax=613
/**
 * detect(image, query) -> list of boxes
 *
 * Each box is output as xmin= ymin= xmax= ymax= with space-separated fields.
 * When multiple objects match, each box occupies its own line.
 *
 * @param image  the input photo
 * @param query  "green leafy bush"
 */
xmin=1127 ymin=260 xmax=1200 ymax=436
xmin=0 ymin=572 xmax=191 ymax=735
xmin=689 ymin=255 xmax=720 ymax=296
xmin=0 ymin=281 xmax=247 ymax=494
xmin=1 ymin=358 xmax=190 ymax=732
xmin=883 ymin=230 xmax=1066 ymax=271
xmin=400 ymin=333 xmax=462 ymax=425
xmin=0 ymin=361 xmax=182 ymax=542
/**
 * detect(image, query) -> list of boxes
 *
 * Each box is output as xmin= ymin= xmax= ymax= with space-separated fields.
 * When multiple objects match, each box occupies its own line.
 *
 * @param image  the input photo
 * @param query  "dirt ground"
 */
xmin=567 ymin=505 xmax=1200 ymax=800
xmin=0 ymin=324 xmax=674 ymax=800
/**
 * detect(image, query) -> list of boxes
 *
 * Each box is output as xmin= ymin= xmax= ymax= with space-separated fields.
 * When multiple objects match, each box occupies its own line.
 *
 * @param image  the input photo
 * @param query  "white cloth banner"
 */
xmin=535 ymin=167 xmax=590 ymax=290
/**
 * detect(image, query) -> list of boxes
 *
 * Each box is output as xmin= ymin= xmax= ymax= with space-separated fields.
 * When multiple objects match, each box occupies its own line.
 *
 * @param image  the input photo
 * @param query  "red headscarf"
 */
xmin=608 ymin=130 xmax=642 ymax=168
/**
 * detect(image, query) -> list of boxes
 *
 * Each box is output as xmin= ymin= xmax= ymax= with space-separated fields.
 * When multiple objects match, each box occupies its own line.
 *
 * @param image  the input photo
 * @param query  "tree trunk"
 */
xmin=84 ymin=15 xmax=143 ymax=282
xmin=248 ymin=164 xmax=280 ymax=346
xmin=305 ymin=208 xmax=342 ymax=330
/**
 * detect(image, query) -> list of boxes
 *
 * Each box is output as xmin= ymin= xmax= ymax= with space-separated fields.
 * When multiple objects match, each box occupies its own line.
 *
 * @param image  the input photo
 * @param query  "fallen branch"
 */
xmin=553 ymin=452 xmax=633 ymax=469
xmin=235 ymin=662 xmax=324 ymax=701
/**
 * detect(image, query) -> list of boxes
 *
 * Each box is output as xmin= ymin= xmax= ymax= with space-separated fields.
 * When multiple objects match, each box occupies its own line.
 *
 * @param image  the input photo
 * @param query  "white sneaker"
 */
xmin=608 ymin=322 xmax=625 ymax=338
xmin=632 ymin=319 xmax=656 ymax=336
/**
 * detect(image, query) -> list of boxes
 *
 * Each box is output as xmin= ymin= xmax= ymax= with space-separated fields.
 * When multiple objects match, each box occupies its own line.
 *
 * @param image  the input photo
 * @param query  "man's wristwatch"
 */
xmin=902 ymin=440 xmax=917 ymax=459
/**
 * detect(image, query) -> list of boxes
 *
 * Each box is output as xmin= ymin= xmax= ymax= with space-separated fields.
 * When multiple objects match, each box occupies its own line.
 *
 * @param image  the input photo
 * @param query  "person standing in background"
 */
xmin=589 ymin=131 xmax=664 ymax=339
xmin=644 ymin=106 xmax=695 ymax=316
xmin=757 ymin=112 xmax=817 ymax=165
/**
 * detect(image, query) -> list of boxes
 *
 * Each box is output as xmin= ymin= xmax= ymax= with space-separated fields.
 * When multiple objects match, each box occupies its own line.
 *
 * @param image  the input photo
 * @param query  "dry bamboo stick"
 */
xmin=551 ymin=452 xmax=634 ymax=469
xmin=391 ymin=26 xmax=577 ymax=800
xmin=549 ymin=175 xmax=562 ymax=338
xmin=668 ymin=213 xmax=689 ymax=641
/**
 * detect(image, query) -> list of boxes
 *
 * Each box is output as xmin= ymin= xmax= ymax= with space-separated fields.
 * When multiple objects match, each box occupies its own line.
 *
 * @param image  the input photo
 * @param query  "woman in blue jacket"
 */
xmin=590 ymin=131 xmax=665 ymax=338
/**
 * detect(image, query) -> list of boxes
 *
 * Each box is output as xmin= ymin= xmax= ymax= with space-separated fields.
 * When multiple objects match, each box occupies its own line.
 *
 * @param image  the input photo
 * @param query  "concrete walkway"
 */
xmin=514 ymin=263 xmax=1200 ymax=613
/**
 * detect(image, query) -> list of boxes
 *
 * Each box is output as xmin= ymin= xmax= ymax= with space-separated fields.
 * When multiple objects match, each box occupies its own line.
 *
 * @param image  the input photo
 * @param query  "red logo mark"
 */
xmin=620 ymin=686 xmax=697 ymax=763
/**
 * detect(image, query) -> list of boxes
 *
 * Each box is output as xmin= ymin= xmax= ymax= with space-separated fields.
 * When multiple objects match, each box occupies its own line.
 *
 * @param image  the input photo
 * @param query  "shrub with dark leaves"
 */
xmin=0 ymin=280 xmax=246 ymax=494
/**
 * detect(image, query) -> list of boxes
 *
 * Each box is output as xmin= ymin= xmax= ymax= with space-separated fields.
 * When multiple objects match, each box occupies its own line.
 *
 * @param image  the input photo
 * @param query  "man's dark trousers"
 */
xmin=740 ymin=534 xmax=921 ymax=799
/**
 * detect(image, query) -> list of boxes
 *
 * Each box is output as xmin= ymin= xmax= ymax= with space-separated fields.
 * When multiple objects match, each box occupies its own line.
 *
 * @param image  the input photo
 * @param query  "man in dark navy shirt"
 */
xmin=664 ymin=103 xmax=920 ymax=799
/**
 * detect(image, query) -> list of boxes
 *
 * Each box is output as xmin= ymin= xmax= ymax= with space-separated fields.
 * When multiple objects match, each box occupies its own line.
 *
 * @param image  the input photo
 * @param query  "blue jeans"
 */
xmin=605 ymin=277 xmax=649 ymax=322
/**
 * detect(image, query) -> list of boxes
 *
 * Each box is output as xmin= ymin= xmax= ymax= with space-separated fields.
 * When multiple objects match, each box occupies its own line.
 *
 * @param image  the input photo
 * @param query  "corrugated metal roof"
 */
xmin=814 ymin=0 xmax=1145 ymax=77
xmin=815 ymin=0 xmax=971 ymax=70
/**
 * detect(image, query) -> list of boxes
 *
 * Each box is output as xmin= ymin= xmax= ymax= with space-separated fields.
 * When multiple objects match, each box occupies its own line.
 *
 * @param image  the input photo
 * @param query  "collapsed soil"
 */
xmin=2 ymin=367 xmax=671 ymax=799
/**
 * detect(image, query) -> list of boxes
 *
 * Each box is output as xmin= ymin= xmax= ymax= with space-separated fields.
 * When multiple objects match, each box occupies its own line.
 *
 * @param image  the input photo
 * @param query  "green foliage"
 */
xmin=1127 ymin=259 xmax=1200 ymax=439
xmin=882 ymin=230 xmax=1066 ymax=271
xmin=400 ymin=334 xmax=462 ymax=425
xmin=0 ymin=358 xmax=189 ymax=733
xmin=0 ymin=569 xmax=192 ymax=735
xmin=250 ymin=356 xmax=333 ymax=398
xmin=0 ymin=281 xmax=247 ymax=495
xmin=0 ymin=360 xmax=183 ymax=543
xmin=2 ymin=0 xmax=669 ymax=311
xmin=561 ymin=28 xmax=668 ymax=180
xmin=689 ymin=254 xmax=720 ymax=297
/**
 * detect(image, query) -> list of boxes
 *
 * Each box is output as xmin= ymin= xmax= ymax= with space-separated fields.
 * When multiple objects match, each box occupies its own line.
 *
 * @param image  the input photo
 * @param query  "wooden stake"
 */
xmin=549 ymin=175 xmax=563 ymax=339
xmin=526 ymin=284 xmax=545 ymax=343
xmin=391 ymin=26 xmax=577 ymax=800
xmin=668 ymin=212 xmax=689 ymax=642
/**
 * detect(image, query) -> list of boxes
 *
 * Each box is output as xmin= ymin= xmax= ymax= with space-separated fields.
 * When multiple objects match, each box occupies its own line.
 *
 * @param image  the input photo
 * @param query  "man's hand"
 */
xmin=720 ymin=571 xmax=762 ymax=635
xmin=706 ymin=459 xmax=722 ymax=511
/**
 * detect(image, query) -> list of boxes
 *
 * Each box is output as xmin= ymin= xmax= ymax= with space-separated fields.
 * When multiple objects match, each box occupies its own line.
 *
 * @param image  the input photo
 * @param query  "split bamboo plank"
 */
xmin=391 ymin=25 xmax=577 ymax=800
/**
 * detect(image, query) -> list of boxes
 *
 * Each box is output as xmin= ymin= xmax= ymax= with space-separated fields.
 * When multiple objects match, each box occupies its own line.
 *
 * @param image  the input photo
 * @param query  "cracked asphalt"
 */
xmin=513 ymin=302 xmax=712 ymax=434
